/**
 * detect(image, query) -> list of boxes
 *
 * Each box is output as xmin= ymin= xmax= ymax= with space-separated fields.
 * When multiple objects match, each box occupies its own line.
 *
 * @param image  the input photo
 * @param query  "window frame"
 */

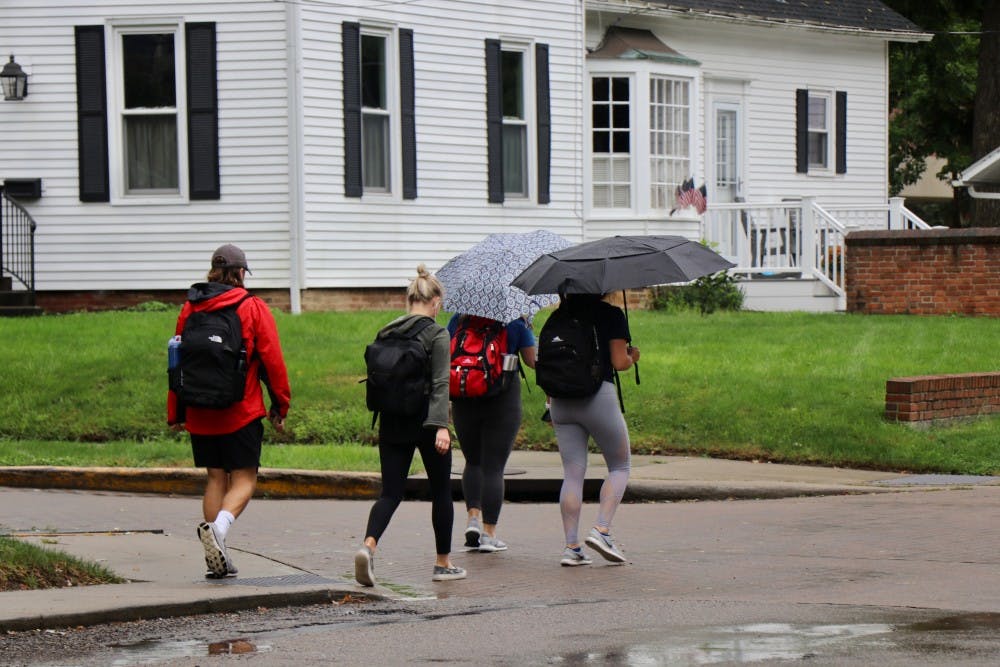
xmin=807 ymin=89 xmax=834 ymax=173
xmin=106 ymin=20 xmax=189 ymax=205
xmin=585 ymin=59 xmax=698 ymax=218
xmin=499 ymin=40 xmax=536 ymax=203
xmin=359 ymin=26 xmax=401 ymax=197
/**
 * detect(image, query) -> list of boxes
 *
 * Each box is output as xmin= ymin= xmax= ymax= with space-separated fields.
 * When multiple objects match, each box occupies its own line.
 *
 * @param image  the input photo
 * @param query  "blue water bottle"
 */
xmin=168 ymin=335 xmax=182 ymax=369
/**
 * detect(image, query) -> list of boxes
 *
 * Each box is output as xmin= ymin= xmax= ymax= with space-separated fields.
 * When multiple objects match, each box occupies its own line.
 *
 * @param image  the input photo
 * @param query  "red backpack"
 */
xmin=449 ymin=316 xmax=509 ymax=399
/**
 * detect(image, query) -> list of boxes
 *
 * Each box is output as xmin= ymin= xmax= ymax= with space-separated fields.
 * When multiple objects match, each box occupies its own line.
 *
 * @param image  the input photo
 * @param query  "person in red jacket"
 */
xmin=167 ymin=244 xmax=291 ymax=578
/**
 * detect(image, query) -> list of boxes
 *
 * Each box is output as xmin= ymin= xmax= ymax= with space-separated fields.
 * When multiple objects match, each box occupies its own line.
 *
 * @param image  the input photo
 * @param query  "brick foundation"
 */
xmin=885 ymin=372 xmax=1000 ymax=423
xmin=845 ymin=228 xmax=1000 ymax=316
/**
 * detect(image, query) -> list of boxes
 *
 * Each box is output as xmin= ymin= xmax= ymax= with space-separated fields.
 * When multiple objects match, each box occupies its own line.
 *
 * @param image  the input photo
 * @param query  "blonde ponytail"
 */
xmin=407 ymin=263 xmax=445 ymax=304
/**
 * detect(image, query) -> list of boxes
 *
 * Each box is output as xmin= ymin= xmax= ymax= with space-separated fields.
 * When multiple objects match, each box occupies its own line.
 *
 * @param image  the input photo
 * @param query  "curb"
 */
xmin=0 ymin=467 xmax=888 ymax=503
xmin=0 ymin=587 xmax=384 ymax=633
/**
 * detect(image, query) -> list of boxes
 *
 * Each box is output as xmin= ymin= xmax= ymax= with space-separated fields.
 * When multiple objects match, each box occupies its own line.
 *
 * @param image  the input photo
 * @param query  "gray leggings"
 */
xmin=550 ymin=382 xmax=631 ymax=546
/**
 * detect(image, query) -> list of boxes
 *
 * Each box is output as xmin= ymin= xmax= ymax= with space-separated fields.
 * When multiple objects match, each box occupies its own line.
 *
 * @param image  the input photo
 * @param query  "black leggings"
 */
xmin=365 ymin=432 xmax=454 ymax=555
xmin=453 ymin=383 xmax=521 ymax=525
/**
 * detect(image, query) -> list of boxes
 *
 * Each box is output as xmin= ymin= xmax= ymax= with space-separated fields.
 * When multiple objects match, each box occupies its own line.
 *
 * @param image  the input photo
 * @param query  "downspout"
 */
xmin=286 ymin=1 xmax=305 ymax=314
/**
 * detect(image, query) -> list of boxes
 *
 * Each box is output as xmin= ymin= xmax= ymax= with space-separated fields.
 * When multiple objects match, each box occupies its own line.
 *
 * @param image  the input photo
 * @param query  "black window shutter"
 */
xmin=795 ymin=88 xmax=808 ymax=174
xmin=535 ymin=43 xmax=551 ymax=205
xmin=485 ymin=39 xmax=503 ymax=203
xmin=342 ymin=22 xmax=362 ymax=198
xmin=75 ymin=26 xmax=109 ymax=202
xmin=186 ymin=23 xmax=219 ymax=200
xmin=835 ymin=90 xmax=847 ymax=174
xmin=400 ymin=28 xmax=417 ymax=200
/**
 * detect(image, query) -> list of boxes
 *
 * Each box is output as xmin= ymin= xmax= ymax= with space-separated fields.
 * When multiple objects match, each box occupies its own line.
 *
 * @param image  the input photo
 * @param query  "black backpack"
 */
xmin=364 ymin=318 xmax=435 ymax=426
xmin=535 ymin=305 xmax=604 ymax=399
xmin=169 ymin=295 xmax=252 ymax=409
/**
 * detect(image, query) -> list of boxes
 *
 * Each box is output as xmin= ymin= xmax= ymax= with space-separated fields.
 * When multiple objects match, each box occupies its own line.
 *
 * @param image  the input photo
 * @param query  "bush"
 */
xmin=650 ymin=271 xmax=744 ymax=314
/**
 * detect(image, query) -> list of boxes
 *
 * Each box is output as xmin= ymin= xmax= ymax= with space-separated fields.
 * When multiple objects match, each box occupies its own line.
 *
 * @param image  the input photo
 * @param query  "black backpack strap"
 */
xmin=613 ymin=368 xmax=625 ymax=414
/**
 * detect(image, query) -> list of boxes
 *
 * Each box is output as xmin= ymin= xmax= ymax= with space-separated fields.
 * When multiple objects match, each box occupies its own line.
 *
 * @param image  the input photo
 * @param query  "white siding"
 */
xmin=0 ymin=1 xmax=291 ymax=291
xmin=298 ymin=0 xmax=585 ymax=288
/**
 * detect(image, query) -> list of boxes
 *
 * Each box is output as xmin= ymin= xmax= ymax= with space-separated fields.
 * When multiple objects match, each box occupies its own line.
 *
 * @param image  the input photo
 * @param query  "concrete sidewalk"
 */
xmin=1 ymin=452 xmax=997 ymax=633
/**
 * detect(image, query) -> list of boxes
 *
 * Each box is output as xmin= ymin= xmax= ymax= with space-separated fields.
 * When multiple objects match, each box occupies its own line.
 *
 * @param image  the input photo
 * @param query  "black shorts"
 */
xmin=191 ymin=419 xmax=264 ymax=472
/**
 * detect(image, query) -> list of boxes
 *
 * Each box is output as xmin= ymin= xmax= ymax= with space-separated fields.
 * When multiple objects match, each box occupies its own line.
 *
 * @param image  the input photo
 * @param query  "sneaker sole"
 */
xmin=478 ymin=543 xmax=508 ymax=553
xmin=585 ymin=535 xmax=627 ymax=563
xmin=432 ymin=572 xmax=467 ymax=581
xmin=464 ymin=528 xmax=481 ymax=549
xmin=197 ymin=523 xmax=229 ymax=577
xmin=560 ymin=557 xmax=592 ymax=566
xmin=354 ymin=549 xmax=375 ymax=587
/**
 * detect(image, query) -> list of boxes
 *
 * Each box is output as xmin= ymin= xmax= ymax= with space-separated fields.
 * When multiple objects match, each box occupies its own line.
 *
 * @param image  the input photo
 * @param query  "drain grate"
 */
xmin=200 ymin=573 xmax=340 ymax=587
xmin=875 ymin=474 xmax=1000 ymax=487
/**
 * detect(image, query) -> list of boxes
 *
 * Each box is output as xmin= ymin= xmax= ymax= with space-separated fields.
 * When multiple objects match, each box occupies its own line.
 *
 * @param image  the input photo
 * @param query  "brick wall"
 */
xmin=845 ymin=228 xmax=1000 ymax=316
xmin=885 ymin=372 xmax=1000 ymax=424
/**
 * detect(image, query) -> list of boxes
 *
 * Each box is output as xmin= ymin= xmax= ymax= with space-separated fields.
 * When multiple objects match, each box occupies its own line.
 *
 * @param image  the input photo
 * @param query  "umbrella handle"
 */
xmin=634 ymin=361 xmax=640 ymax=385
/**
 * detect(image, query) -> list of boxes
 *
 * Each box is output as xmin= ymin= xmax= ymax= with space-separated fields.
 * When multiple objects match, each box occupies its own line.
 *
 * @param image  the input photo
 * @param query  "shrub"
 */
xmin=650 ymin=271 xmax=744 ymax=314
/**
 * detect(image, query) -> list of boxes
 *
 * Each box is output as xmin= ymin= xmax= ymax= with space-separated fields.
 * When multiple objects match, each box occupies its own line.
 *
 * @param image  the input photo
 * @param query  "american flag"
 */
xmin=671 ymin=178 xmax=708 ymax=215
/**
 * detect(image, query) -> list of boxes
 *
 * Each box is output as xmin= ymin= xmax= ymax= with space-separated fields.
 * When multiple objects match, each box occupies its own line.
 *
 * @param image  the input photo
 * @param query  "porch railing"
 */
xmin=703 ymin=196 xmax=931 ymax=298
xmin=1 ymin=187 xmax=38 ymax=293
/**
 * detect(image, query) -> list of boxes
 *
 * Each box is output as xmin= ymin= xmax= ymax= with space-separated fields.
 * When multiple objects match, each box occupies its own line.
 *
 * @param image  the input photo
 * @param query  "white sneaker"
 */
xmin=432 ymin=565 xmax=467 ymax=581
xmin=197 ymin=522 xmax=229 ymax=577
xmin=585 ymin=527 xmax=627 ymax=563
xmin=478 ymin=534 xmax=508 ymax=553
xmin=560 ymin=546 xmax=592 ymax=567
xmin=355 ymin=545 xmax=376 ymax=587
xmin=464 ymin=518 xmax=482 ymax=549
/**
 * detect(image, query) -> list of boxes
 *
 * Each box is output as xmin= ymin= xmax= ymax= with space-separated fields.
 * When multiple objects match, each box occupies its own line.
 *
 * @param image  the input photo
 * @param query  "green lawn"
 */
xmin=1 ymin=308 xmax=998 ymax=474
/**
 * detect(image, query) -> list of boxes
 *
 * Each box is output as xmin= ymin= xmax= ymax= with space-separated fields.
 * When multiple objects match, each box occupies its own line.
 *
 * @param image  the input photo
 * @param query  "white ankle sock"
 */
xmin=213 ymin=510 xmax=235 ymax=540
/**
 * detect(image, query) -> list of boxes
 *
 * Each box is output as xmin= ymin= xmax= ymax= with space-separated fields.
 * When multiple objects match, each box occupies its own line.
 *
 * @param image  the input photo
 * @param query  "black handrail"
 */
xmin=0 ymin=187 xmax=37 ymax=294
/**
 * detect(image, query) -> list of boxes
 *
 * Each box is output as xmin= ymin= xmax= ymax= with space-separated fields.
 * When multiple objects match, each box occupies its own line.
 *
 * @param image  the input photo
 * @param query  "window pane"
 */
xmin=612 ymin=130 xmax=630 ymax=153
xmin=592 ymin=104 xmax=610 ymax=129
xmin=501 ymin=51 xmax=524 ymax=119
xmin=592 ymin=77 xmax=609 ymax=102
xmin=809 ymin=97 xmax=827 ymax=129
xmin=611 ymin=77 xmax=629 ymax=101
xmin=503 ymin=124 xmax=527 ymax=195
xmin=612 ymin=104 xmax=629 ymax=129
xmin=125 ymin=115 xmax=178 ymax=190
xmin=650 ymin=76 xmax=691 ymax=209
xmin=362 ymin=112 xmax=390 ymax=190
xmin=123 ymin=34 xmax=175 ymax=109
xmin=808 ymin=131 xmax=827 ymax=167
xmin=361 ymin=35 xmax=386 ymax=109
xmin=593 ymin=131 xmax=610 ymax=153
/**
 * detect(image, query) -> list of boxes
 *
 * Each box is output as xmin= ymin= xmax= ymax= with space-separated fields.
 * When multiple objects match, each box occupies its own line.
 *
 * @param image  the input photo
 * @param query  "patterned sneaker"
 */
xmin=432 ymin=565 xmax=467 ymax=581
xmin=560 ymin=546 xmax=592 ymax=567
xmin=355 ymin=545 xmax=376 ymax=587
xmin=464 ymin=518 xmax=482 ymax=549
xmin=478 ymin=534 xmax=508 ymax=553
xmin=205 ymin=556 xmax=238 ymax=579
xmin=197 ymin=522 xmax=229 ymax=578
xmin=584 ymin=527 xmax=627 ymax=563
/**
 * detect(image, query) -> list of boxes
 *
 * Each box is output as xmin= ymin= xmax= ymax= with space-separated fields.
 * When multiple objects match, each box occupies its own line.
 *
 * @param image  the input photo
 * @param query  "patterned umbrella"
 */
xmin=437 ymin=230 xmax=571 ymax=323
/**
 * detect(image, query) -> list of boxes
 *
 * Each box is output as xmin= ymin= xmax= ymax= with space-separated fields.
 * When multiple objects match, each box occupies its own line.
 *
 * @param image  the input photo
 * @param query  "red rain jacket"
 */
xmin=167 ymin=283 xmax=291 ymax=435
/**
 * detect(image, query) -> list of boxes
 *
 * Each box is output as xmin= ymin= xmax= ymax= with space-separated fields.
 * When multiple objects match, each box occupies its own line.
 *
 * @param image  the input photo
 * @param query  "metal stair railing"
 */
xmin=0 ymin=187 xmax=38 ymax=296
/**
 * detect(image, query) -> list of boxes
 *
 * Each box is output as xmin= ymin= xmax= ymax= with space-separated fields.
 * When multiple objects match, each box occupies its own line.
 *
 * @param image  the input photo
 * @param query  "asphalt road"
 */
xmin=4 ymin=486 xmax=1000 ymax=665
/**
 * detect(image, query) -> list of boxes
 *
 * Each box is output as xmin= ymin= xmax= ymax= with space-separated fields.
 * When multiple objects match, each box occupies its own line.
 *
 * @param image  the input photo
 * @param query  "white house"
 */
xmin=0 ymin=0 xmax=929 ymax=314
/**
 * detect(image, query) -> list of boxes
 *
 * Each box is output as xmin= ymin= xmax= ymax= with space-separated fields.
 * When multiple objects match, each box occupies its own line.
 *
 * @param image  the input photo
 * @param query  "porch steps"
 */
xmin=737 ymin=273 xmax=843 ymax=313
xmin=0 ymin=277 xmax=42 ymax=317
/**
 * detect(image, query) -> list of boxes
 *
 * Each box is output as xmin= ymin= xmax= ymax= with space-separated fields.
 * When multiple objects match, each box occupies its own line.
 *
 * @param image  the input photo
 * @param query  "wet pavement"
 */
xmin=3 ymin=452 xmax=1000 ymax=664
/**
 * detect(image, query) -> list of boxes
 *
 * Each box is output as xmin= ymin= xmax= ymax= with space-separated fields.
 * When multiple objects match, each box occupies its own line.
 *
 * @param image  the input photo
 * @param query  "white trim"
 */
xmin=105 ymin=19 xmax=189 ymax=205
xmin=806 ymin=88 xmax=834 ymax=175
xmin=286 ymin=0 xmax=304 ymax=312
xmin=500 ymin=39 xmax=537 ymax=202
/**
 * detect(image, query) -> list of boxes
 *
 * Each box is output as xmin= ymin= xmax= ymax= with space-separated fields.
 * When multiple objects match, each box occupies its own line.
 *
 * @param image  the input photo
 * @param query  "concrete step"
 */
xmin=737 ymin=274 xmax=843 ymax=313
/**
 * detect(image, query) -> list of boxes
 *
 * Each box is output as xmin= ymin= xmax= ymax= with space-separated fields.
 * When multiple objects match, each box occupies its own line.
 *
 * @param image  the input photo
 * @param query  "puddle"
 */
xmin=105 ymin=638 xmax=269 ymax=665
xmin=907 ymin=612 xmax=1000 ymax=632
xmin=550 ymin=623 xmax=894 ymax=665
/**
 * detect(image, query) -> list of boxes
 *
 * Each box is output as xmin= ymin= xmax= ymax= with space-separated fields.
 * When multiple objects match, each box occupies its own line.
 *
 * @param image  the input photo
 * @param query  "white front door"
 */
xmin=709 ymin=101 xmax=743 ymax=204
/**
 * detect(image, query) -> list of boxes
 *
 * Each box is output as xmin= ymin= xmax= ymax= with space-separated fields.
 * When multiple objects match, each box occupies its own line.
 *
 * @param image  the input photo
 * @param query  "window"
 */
xmin=591 ymin=76 xmax=631 ymax=208
xmin=796 ymin=89 xmax=846 ymax=175
xmin=74 ymin=23 xmax=219 ymax=203
xmin=649 ymin=76 xmax=690 ymax=209
xmin=485 ymin=40 xmax=550 ymax=204
xmin=120 ymin=32 xmax=180 ymax=193
xmin=343 ymin=23 xmax=416 ymax=199
xmin=361 ymin=34 xmax=390 ymax=192
xmin=807 ymin=92 xmax=831 ymax=169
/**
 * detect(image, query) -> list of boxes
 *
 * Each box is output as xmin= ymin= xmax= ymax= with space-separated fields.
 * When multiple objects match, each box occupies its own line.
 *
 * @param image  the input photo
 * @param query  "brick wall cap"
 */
xmin=846 ymin=227 xmax=1000 ymax=247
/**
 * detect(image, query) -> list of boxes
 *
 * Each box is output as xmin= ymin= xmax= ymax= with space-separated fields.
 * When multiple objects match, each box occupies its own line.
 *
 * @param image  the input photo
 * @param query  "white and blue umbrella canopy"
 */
xmin=437 ymin=230 xmax=571 ymax=323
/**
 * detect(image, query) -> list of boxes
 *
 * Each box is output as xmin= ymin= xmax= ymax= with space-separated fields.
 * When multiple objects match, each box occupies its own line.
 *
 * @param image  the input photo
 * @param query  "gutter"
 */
xmin=586 ymin=1 xmax=932 ymax=43
xmin=285 ymin=1 xmax=305 ymax=314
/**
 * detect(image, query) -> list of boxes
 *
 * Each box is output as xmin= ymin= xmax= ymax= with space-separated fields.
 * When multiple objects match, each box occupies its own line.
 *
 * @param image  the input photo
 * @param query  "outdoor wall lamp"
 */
xmin=1 ymin=55 xmax=28 ymax=101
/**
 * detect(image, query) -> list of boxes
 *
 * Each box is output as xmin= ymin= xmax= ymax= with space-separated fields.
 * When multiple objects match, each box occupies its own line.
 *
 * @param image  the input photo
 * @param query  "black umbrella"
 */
xmin=511 ymin=235 xmax=735 ymax=388
xmin=510 ymin=235 xmax=734 ymax=296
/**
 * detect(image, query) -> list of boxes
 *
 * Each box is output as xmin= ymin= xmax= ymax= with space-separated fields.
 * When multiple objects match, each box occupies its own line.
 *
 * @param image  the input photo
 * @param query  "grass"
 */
xmin=0 ymin=536 xmax=125 ymax=591
xmin=1 ymin=308 xmax=999 ymax=474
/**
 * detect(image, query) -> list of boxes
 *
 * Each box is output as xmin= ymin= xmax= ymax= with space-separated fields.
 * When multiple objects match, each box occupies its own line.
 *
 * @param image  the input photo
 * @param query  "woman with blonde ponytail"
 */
xmin=354 ymin=264 xmax=465 ymax=585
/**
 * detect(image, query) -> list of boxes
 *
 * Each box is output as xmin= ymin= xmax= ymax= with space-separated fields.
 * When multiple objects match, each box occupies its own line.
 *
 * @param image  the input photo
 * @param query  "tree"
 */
xmin=972 ymin=2 xmax=1000 ymax=226
xmin=883 ymin=1 xmax=981 ymax=226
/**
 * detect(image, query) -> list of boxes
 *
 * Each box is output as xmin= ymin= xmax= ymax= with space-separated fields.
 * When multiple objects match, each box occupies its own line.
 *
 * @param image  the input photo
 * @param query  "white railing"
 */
xmin=703 ymin=196 xmax=932 ymax=299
